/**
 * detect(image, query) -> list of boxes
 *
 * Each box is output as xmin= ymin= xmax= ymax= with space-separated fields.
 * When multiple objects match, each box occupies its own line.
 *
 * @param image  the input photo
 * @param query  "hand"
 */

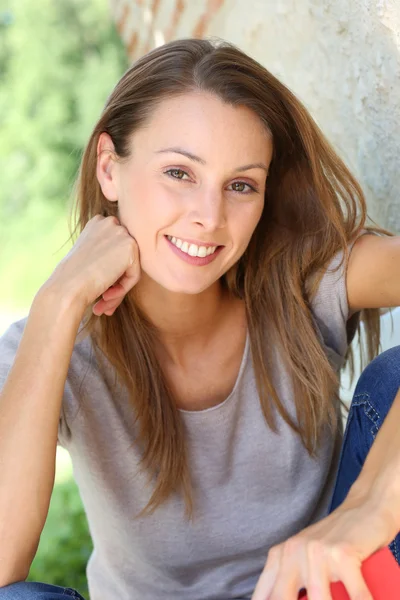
xmin=251 ymin=497 xmax=395 ymax=600
xmin=47 ymin=215 xmax=140 ymax=316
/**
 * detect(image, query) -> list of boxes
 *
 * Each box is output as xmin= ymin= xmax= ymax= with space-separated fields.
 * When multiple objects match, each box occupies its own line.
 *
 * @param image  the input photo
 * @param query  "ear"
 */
xmin=96 ymin=132 xmax=119 ymax=202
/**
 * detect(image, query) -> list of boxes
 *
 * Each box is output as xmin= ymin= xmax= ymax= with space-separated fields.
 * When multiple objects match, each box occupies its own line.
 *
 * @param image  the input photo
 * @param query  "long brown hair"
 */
xmin=72 ymin=37 xmax=392 ymax=518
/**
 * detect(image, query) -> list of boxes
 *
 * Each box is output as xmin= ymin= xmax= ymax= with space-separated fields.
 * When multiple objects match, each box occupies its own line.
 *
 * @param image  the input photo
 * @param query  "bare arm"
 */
xmin=344 ymin=386 xmax=400 ymax=542
xmin=0 ymin=288 xmax=85 ymax=585
xmin=345 ymin=233 xmax=400 ymax=534
xmin=346 ymin=233 xmax=400 ymax=311
xmin=0 ymin=215 xmax=140 ymax=586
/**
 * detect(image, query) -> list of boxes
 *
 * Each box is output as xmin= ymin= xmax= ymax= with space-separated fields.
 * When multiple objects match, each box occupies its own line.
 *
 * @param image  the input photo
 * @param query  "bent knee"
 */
xmin=354 ymin=345 xmax=400 ymax=409
xmin=0 ymin=581 xmax=74 ymax=599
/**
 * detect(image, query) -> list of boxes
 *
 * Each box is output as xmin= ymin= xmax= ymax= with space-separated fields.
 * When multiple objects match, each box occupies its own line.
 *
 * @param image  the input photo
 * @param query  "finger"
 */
xmin=268 ymin=539 xmax=306 ymax=600
xmin=103 ymin=299 xmax=121 ymax=316
xmin=104 ymin=303 xmax=120 ymax=316
xmin=336 ymin=556 xmax=372 ymax=600
xmin=92 ymin=300 xmax=104 ymax=316
xmin=306 ymin=542 xmax=331 ymax=600
xmin=115 ymin=265 xmax=140 ymax=295
xmin=95 ymin=260 xmax=140 ymax=311
xmin=268 ymin=567 xmax=301 ymax=600
xmin=102 ymin=283 xmax=126 ymax=301
xmin=93 ymin=297 xmax=121 ymax=316
xmin=269 ymin=579 xmax=301 ymax=600
xmin=101 ymin=274 xmax=139 ymax=306
xmin=251 ymin=547 xmax=281 ymax=600
xmin=101 ymin=257 xmax=139 ymax=300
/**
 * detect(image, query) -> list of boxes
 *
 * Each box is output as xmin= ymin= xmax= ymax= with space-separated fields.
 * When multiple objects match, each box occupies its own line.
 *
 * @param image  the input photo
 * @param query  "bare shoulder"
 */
xmin=347 ymin=233 xmax=400 ymax=312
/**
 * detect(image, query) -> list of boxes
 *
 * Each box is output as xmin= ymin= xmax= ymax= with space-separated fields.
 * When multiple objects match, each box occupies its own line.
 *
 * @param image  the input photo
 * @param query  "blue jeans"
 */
xmin=329 ymin=344 xmax=400 ymax=562
xmin=0 ymin=582 xmax=86 ymax=598
xmin=1 ymin=346 xmax=400 ymax=599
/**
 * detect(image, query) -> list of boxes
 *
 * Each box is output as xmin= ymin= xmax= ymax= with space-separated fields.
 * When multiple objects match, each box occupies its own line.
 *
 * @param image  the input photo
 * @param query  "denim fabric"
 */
xmin=0 ymin=581 xmax=86 ymax=599
xmin=329 ymin=345 xmax=400 ymax=563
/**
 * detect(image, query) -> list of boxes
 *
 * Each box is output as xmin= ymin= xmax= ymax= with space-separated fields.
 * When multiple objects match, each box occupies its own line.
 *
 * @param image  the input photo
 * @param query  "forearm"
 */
xmin=0 ymin=286 xmax=84 ymax=584
xmin=344 ymin=386 xmax=400 ymax=542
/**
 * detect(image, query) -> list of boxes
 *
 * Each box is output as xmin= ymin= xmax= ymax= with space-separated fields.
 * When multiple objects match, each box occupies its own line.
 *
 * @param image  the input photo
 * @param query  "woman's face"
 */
xmin=100 ymin=91 xmax=273 ymax=295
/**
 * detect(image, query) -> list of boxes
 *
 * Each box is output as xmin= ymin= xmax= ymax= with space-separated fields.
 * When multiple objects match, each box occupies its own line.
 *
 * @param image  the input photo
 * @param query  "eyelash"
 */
xmin=163 ymin=168 xmax=259 ymax=195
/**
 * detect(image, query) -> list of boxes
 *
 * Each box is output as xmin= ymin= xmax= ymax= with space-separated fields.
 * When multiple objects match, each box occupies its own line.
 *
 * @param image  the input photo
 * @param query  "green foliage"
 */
xmin=0 ymin=0 xmax=129 ymax=308
xmin=0 ymin=1 xmax=130 ymax=594
xmin=28 ymin=477 xmax=93 ymax=599
xmin=1 ymin=200 xmax=73 ymax=309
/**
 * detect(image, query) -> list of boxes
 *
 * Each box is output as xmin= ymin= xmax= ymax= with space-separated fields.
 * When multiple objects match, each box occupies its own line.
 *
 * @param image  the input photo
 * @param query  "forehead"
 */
xmin=131 ymin=91 xmax=272 ymax=160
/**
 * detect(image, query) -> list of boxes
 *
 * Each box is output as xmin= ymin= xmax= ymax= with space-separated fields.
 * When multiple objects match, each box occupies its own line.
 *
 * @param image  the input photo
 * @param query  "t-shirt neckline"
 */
xmin=178 ymin=329 xmax=250 ymax=416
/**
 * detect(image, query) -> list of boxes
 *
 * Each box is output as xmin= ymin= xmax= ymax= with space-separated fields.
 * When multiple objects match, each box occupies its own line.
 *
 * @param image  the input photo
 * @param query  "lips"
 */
xmin=165 ymin=234 xmax=222 ymax=248
xmin=165 ymin=235 xmax=223 ymax=265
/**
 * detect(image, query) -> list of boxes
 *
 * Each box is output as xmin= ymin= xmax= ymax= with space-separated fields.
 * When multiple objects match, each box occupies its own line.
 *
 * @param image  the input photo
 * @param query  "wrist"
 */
xmin=34 ymin=280 xmax=88 ymax=326
xmin=343 ymin=474 xmax=400 ymax=544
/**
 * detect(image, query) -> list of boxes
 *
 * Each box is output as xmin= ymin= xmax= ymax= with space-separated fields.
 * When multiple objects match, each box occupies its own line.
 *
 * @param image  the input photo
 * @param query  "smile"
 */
xmin=166 ymin=235 xmax=218 ymax=258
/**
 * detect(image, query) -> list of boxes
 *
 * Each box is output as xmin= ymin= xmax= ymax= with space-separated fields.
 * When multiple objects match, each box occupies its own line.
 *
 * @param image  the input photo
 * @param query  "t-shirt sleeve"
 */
xmin=0 ymin=317 xmax=85 ymax=448
xmin=309 ymin=231 xmax=374 ymax=369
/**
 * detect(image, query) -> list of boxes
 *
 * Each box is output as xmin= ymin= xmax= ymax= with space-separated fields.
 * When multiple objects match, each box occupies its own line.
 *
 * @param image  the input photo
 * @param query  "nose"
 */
xmin=190 ymin=189 xmax=226 ymax=231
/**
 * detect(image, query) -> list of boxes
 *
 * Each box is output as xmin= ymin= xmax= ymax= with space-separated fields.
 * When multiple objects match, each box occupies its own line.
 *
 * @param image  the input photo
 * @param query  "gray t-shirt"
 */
xmin=0 ymin=247 xmax=358 ymax=600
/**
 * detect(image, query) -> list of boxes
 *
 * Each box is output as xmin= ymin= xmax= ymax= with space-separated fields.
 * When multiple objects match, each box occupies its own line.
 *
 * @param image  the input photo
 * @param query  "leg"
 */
xmin=329 ymin=345 xmax=400 ymax=563
xmin=0 ymin=581 xmax=86 ymax=599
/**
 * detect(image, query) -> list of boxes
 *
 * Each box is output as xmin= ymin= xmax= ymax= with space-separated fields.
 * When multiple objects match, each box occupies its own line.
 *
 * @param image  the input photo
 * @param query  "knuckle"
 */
xmin=106 ymin=215 xmax=120 ymax=226
xmin=267 ymin=546 xmax=279 ymax=562
xmin=307 ymin=539 xmax=324 ymax=557
xmin=283 ymin=537 xmax=301 ymax=557
xmin=329 ymin=543 xmax=351 ymax=563
xmin=84 ymin=217 xmax=96 ymax=231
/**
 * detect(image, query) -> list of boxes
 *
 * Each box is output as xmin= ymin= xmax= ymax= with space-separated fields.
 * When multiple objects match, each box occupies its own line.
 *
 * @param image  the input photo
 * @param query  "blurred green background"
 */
xmin=0 ymin=0 xmax=129 ymax=597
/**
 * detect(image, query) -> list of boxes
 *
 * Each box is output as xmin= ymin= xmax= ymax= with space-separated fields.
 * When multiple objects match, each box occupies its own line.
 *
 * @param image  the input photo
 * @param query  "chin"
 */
xmin=164 ymin=282 xmax=214 ymax=295
xmin=141 ymin=263 xmax=222 ymax=295
xmin=152 ymin=274 xmax=218 ymax=295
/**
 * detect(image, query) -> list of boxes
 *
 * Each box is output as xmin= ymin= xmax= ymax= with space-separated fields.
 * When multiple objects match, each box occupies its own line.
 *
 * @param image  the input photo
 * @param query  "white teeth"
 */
xmin=197 ymin=246 xmax=207 ymax=258
xmin=167 ymin=235 xmax=218 ymax=258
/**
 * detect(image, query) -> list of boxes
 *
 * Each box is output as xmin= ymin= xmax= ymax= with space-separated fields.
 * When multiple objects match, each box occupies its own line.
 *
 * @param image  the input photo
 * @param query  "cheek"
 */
xmin=232 ymin=203 xmax=264 ymax=244
xmin=118 ymin=184 xmax=180 ymax=245
xmin=117 ymin=180 xmax=157 ymax=228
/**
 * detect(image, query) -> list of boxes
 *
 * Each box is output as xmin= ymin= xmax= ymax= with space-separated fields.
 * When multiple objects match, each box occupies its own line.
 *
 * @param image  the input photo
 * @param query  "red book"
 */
xmin=298 ymin=547 xmax=400 ymax=599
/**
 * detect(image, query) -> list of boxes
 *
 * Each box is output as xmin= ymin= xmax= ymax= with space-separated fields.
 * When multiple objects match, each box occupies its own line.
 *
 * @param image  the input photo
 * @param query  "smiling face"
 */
xmin=98 ymin=91 xmax=273 ymax=295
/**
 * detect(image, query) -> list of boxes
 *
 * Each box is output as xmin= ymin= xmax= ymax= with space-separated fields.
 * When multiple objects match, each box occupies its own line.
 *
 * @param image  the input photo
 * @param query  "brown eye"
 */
xmin=232 ymin=182 xmax=246 ymax=192
xmin=229 ymin=181 xmax=257 ymax=194
xmin=165 ymin=168 xmax=189 ymax=180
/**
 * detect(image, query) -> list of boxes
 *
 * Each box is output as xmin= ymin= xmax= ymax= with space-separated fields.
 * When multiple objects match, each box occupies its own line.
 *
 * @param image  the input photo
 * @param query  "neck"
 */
xmin=131 ymin=274 xmax=232 ymax=365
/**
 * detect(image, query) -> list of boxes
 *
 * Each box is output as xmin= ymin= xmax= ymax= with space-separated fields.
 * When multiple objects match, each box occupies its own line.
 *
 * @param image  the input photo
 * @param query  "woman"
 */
xmin=0 ymin=37 xmax=399 ymax=600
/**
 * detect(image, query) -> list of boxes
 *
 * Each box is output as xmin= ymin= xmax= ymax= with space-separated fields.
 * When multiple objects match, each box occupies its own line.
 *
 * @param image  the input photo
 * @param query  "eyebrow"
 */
xmin=154 ymin=146 xmax=269 ymax=173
